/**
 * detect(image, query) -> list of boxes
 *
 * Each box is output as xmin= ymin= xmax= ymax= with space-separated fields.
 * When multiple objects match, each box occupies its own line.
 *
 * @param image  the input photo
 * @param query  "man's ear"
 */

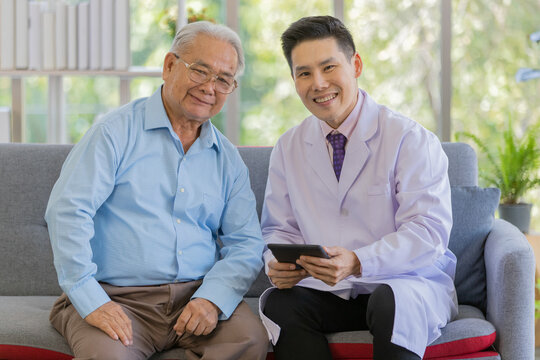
xmin=162 ymin=52 xmax=176 ymax=81
xmin=353 ymin=53 xmax=363 ymax=78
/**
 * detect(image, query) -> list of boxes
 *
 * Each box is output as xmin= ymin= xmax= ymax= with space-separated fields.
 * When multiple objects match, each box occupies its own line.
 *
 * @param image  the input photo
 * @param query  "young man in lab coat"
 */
xmin=260 ymin=16 xmax=458 ymax=360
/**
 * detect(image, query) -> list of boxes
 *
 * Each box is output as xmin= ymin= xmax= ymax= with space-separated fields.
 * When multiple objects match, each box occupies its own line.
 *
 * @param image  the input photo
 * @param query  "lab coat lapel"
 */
xmin=338 ymin=92 xmax=379 ymax=202
xmin=304 ymin=117 xmax=339 ymax=197
xmin=338 ymin=138 xmax=370 ymax=201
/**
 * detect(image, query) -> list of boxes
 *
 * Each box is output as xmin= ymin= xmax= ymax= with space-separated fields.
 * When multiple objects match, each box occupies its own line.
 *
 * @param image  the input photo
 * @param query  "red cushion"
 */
xmin=267 ymin=353 xmax=500 ymax=360
xmin=429 ymin=351 xmax=500 ymax=359
xmin=2 ymin=331 xmax=497 ymax=360
xmin=266 ymin=331 xmax=497 ymax=360
xmin=0 ymin=345 xmax=72 ymax=360
xmin=425 ymin=331 xmax=497 ymax=358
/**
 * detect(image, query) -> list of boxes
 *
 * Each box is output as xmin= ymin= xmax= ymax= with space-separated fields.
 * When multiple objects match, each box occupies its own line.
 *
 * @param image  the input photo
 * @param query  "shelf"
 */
xmin=0 ymin=66 xmax=162 ymax=78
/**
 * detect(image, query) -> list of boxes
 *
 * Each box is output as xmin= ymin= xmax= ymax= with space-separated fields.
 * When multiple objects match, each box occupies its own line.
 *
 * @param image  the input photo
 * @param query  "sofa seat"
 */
xmin=0 ymin=296 xmax=499 ymax=360
xmin=247 ymin=300 xmax=500 ymax=360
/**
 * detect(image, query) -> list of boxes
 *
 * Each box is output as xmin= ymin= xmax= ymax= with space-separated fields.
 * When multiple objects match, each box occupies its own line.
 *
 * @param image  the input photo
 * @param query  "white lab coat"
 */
xmin=259 ymin=90 xmax=458 ymax=358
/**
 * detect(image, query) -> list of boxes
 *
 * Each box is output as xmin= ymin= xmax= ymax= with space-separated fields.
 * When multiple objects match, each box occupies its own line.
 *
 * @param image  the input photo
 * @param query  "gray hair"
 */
xmin=170 ymin=21 xmax=245 ymax=76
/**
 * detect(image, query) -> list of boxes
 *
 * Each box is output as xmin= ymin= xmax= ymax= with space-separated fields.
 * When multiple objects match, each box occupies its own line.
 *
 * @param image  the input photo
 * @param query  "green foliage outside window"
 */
xmin=238 ymin=0 xmax=332 ymax=145
xmin=346 ymin=0 xmax=440 ymax=132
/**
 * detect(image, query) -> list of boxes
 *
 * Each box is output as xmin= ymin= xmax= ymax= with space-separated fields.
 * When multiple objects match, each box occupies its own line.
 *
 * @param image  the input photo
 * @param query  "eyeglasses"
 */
xmin=172 ymin=53 xmax=238 ymax=94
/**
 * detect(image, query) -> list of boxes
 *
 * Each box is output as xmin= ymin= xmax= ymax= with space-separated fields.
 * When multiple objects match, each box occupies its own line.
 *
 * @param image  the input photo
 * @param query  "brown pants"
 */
xmin=50 ymin=281 xmax=268 ymax=360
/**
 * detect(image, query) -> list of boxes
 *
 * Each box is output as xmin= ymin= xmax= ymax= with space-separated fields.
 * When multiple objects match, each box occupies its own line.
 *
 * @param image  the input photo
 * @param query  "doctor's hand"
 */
xmin=85 ymin=301 xmax=133 ymax=346
xmin=268 ymin=259 xmax=308 ymax=289
xmin=297 ymin=246 xmax=361 ymax=287
xmin=174 ymin=298 xmax=220 ymax=337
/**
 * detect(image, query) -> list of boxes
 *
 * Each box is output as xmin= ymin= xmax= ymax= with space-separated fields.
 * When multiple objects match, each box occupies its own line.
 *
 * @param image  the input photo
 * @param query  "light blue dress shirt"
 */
xmin=45 ymin=87 xmax=264 ymax=319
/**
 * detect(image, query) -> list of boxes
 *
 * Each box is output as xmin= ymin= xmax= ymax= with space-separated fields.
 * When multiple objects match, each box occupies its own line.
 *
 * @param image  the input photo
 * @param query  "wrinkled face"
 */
xmin=161 ymin=34 xmax=238 ymax=124
xmin=290 ymin=37 xmax=362 ymax=128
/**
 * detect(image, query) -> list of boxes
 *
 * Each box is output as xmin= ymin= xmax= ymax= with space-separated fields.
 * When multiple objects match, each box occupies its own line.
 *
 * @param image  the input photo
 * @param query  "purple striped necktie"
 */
xmin=326 ymin=132 xmax=347 ymax=181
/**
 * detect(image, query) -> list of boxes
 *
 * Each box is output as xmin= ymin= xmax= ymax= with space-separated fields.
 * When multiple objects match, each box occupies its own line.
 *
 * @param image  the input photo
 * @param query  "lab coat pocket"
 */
xmin=367 ymin=183 xmax=391 ymax=196
xmin=201 ymin=192 xmax=225 ymax=230
xmin=364 ymin=183 xmax=394 ymax=237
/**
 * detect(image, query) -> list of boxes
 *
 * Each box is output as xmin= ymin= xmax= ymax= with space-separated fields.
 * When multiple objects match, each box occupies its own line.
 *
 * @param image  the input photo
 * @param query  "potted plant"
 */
xmin=456 ymin=120 xmax=540 ymax=233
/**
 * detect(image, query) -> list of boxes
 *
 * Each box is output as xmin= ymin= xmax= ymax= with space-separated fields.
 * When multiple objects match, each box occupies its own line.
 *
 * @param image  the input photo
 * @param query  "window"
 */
xmin=451 ymin=0 xmax=540 ymax=228
xmin=65 ymin=77 xmax=119 ymax=143
xmin=2 ymin=0 xmax=538 ymax=148
xmin=0 ymin=78 xmax=11 ymax=113
xmin=24 ymin=77 xmax=47 ymax=143
xmin=346 ymin=0 xmax=440 ymax=132
xmin=452 ymin=0 xmax=540 ymax=136
xmin=238 ymin=0 xmax=332 ymax=145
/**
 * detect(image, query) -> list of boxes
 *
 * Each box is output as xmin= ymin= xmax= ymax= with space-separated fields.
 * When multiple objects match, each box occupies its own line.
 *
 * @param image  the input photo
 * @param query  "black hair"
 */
xmin=281 ymin=16 xmax=356 ymax=71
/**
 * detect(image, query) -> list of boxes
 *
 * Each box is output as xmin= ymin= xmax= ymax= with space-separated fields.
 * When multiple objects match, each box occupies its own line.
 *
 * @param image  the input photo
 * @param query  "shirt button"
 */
xmin=176 ymin=218 xmax=181 ymax=224
xmin=178 ymin=250 xmax=183 ymax=255
xmin=180 ymin=188 xmax=185 ymax=192
xmin=341 ymin=209 xmax=349 ymax=216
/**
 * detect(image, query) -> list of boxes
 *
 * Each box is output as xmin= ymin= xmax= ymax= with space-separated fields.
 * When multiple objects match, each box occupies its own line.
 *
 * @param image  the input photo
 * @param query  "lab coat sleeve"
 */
xmin=261 ymin=139 xmax=305 ymax=273
xmin=354 ymin=127 xmax=453 ymax=277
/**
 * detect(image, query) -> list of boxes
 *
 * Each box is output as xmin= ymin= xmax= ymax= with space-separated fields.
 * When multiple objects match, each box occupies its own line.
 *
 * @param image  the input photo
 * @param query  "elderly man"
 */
xmin=260 ymin=16 xmax=457 ymax=360
xmin=45 ymin=21 xmax=267 ymax=360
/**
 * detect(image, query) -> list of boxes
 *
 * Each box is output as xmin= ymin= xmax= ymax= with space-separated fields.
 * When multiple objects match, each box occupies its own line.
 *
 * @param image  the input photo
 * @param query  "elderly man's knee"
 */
xmin=71 ymin=335 xmax=142 ymax=360
xmin=228 ymin=302 xmax=269 ymax=358
xmin=73 ymin=347 xmax=134 ymax=360
xmin=240 ymin=320 xmax=269 ymax=359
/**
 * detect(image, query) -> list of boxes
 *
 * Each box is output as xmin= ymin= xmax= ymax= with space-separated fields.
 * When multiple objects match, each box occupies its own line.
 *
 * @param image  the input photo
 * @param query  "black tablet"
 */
xmin=268 ymin=244 xmax=330 ymax=268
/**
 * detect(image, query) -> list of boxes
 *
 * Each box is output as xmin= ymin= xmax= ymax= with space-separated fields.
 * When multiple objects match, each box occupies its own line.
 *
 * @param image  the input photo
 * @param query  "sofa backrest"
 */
xmin=0 ymin=144 xmax=71 ymax=296
xmin=0 ymin=142 xmax=477 ymax=296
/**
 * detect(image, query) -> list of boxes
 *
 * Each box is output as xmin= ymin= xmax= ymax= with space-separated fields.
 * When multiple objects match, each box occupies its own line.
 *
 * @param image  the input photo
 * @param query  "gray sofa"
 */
xmin=0 ymin=142 xmax=535 ymax=360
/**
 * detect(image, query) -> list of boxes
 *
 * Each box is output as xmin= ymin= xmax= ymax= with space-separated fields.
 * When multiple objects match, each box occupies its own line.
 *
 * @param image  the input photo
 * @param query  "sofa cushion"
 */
xmin=0 ymin=296 xmax=71 ymax=355
xmin=443 ymin=142 xmax=478 ymax=187
xmin=0 ymin=298 xmax=498 ymax=360
xmin=324 ymin=306 xmax=496 ymax=359
xmin=448 ymin=186 xmax=500 ymax=312
xmin=278 ymin=305 xmax=497 ymax=360
xmin=237 ymin=146 xmax=272 ymax=220
xmin=261 ymin=305 xmax=497 ymax=360
xmin=246 ymin=268 xmax=272 ymax=297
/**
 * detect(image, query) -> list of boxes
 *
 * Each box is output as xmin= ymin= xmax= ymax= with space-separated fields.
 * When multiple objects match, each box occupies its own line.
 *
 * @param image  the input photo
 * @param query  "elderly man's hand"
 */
xmin=174 ymin=298 xmax=220 ymax=337
xmin=85 ymin=301 xmax=133 ymax=346
xmin=267 ymin=259 xmax=308 ymax=289
xmin=297 ymin=246 xmax=361 ymax=286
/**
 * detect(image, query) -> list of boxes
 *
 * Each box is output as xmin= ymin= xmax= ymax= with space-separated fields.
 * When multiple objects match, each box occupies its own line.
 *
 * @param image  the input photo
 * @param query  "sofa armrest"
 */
xmin=484 ymin=218 xmax=535 ymax=360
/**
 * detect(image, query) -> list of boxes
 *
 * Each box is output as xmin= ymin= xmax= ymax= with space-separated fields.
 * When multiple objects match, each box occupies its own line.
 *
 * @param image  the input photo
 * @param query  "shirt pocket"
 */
xmin=201 ymin=192 xmax=225 ymax=230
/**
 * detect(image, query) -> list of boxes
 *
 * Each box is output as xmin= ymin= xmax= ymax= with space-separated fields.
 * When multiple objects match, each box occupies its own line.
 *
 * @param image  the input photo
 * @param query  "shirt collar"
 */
xmin=319 ymin=90 xmax=364 ymax=140
xmin=198 ymin=120 xmax=220 ymax=151
xmin=144 ymin=86 xmax=171 ymax=131
xmin=144 ymin=86 xmax=220 ymax=152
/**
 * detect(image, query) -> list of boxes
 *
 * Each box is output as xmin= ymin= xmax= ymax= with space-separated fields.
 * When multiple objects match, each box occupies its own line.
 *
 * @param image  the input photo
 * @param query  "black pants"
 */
xmin=264 ymin=285 xmax=421 ymax=360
